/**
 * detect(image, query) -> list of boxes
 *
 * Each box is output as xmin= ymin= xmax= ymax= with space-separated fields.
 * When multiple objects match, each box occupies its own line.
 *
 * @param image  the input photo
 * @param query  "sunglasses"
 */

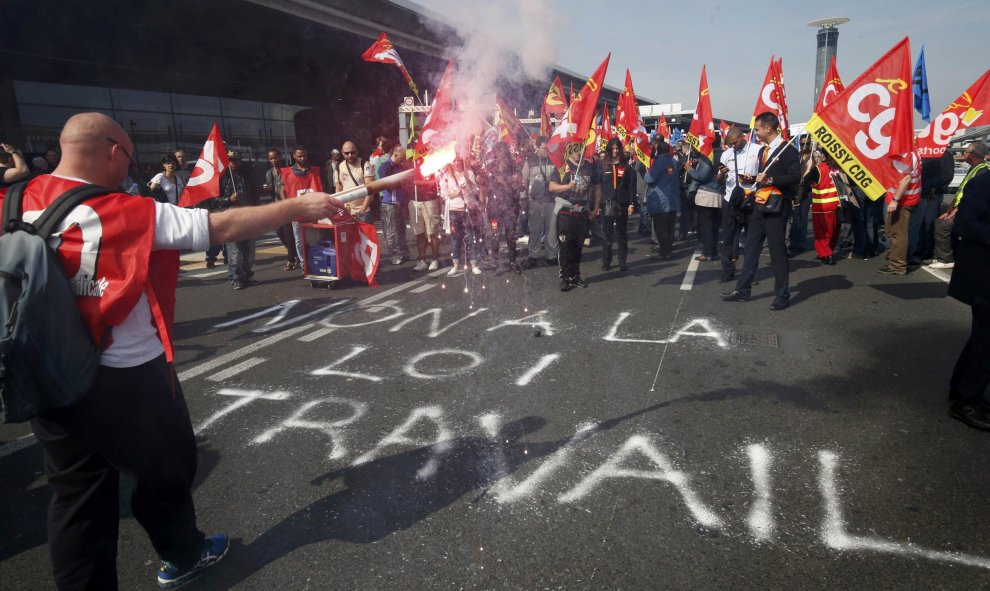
xmin=343 ymin=151 xmax=357 ymax=155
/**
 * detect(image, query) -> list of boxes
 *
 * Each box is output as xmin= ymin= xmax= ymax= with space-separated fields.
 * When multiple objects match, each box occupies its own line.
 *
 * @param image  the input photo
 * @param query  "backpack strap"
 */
xmin=1 ymin=181 xmax=28 ymax=233
xmin=33 ymin=184 xmax=112 ymax=240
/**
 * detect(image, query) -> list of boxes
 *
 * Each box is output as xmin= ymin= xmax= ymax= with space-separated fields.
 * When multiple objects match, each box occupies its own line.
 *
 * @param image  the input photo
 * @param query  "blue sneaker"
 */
xmin=157 ymin=533 xmax=229 ymax=589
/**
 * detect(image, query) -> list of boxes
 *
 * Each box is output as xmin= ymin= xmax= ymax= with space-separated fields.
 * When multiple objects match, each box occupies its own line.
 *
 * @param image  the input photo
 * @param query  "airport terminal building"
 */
xmin=1 ymin=0 xmax=649 ymax=172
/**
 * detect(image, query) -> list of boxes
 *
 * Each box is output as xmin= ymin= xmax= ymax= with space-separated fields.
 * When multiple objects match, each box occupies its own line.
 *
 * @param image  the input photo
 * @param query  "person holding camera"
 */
xmin=549 ymin=149 xmax=601 ymax=290
xmin=0 ymin=143 xmax=30 ymax=185
xmin=721 ymin=112 xmax=800 ymax=310
xmin=717 ymin=128 xmax=760 ymax=282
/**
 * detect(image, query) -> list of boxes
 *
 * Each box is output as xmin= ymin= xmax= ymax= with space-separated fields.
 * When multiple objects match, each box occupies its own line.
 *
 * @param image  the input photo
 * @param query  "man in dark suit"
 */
xmin=721 ymin=112 xmax=801 ymax=310
xmin=947 ymin=170 xmax=990 ymax=430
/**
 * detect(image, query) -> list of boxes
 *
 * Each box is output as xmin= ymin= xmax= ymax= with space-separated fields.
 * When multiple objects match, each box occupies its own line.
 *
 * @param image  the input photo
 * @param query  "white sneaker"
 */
xmin=471 ymin=263 xmax=482 ymax=275
xmin=583 ymin=237 xmax=592 ymax=247
xmin=928 ymin=261 xmax=954 ymax=269
xmin=391 ymin=257 xmax=403 ymax=266
xmin=447 ymin=263 xmax=461 ymax=276
xmin=413 ymin=259 xmax=428 ymax=271
xmin=428 ymin=259 xmax=439 ymax=271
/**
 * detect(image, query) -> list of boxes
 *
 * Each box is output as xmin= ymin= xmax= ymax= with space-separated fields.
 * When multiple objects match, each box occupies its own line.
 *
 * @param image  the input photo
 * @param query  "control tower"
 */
xmin=808 ymin=18 xmax=850 ymax=108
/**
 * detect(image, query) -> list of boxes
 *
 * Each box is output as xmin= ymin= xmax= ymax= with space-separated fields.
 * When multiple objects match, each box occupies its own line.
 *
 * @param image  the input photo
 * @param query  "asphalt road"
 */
xmin=3 ymin=227 xmax=989 ymax=590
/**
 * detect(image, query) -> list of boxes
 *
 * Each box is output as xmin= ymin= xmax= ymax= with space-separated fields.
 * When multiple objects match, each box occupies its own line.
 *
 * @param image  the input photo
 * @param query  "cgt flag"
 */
xmin=547 ymin=54 xmax=610 ymax=171
xmin=597 ymin=105 xmax=613 ymax=153
xmin=917 ymin=69 xmax=990 ymax=158
xmin=616 ymin=69 xmax=652 ymax=168
xmin=686 ymin=65 xmax=716 ymax=162
xmin=813 ymin=56 xmax=844 ymax=115
xmin=351 ymin=221 xmax=381 ymax=286
xmin=752 ymin=57 xmax=790 ymax=140
xmin=496 ymin=95 xmax=525 ymax=149
xmin=414 ymin=60 xmax=455 ymax=159
xmin=805 ymin=37 xmax=914 ymax=201
xmin=179 ymin=121 xmax=229 ymax=207
xmin=363 ymin=32 xmax=420 ymax=100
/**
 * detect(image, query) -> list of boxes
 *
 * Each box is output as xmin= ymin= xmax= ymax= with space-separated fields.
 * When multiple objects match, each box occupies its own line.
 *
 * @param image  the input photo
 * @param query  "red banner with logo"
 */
xmin=179 ymin=121 xmax=230 ymax=208
xmin=547 ymin=54 xmax=610 ymax=170
xmin=686 ymin=65 xmax=715 ymax=162
xmin=813 ymin=56 xmax=845 ymax=116
xmin=751 ymin=57 xmax=790 ymax=140
xmin=804 ymin=37 xmax=914 ymax=201
xmin=362 ymin=32 xmax=419 ymax=99
xmin=616 ymin=69 xmax=652 ymax=169
xmin=414 ymin=60 xmax=455 ymax=159
xmin=350 ymin=221 xmax=380 ymax=286
xmin=917 ymin=69 xmax=990 ymax=158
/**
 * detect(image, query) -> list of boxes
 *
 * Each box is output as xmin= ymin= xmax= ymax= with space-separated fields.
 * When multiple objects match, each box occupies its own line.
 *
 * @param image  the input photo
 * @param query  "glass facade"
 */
xmin=13 ymin=80 xmax=308 ymax=176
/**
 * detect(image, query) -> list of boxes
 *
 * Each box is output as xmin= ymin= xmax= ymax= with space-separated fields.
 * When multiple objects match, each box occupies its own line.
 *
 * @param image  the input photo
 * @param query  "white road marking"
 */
xmin=680 ymin=250 xmax=702 ymax=290
xmin=411 ymin=283 xmax=437 ymax=293
xmin=206 ymin=357 xmax=269 ymax=382
xmin=180 ymin=269 xmax=230 ymax=279
xmin=0 ymin=434 xmax=37 ymax=459
xmin=177 ymin=323 xmax=314 ymax=381
xmin=515 ymin=353 xmax=561 ymax=386
xmin=298 ymin=327 xmax=337 ymax=342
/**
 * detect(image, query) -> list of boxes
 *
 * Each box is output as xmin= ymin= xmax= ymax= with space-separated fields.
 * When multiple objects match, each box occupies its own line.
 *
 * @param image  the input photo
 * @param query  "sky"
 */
xmin=408 ymin=0 xmax=987 ymax=127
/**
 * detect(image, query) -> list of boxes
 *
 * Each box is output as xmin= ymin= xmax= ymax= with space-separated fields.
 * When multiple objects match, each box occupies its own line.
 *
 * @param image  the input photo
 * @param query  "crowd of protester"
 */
xmin=2 ymin=119 xmax=982 ymax=297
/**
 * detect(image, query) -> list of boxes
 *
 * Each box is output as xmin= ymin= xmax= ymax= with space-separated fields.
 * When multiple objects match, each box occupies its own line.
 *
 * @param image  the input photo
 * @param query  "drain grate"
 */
xmin=732 ymin=331 xmax=779 ymax=348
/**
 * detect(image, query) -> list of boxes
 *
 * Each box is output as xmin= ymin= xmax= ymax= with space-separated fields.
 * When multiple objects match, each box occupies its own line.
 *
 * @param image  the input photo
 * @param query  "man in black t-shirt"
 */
xmin=548 ymin=152 xmax=601 ymax=290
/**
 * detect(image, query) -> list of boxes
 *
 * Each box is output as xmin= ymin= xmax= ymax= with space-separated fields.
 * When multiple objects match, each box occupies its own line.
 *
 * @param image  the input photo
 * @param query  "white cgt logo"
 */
xmin=847 ymin=83 xmax=895 ymax=160
xmin=187 ymin=139 xmax=225 ymax=188
xmin=355 ymin=231 xmax=379 ymax=279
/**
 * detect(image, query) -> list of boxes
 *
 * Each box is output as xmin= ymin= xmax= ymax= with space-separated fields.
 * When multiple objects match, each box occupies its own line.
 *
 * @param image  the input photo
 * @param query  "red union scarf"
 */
xmin=362 ymin=32 xmax=420 ymax=98
xmin=917 ymin=69 xmax=990 ymax=158
xmin=687 ymin=65 xmax=716 ymax=162
xmin=813 ymin=56 xmax=845 ymax=116
xmin=179 ymin=122 xmax=230 ymax=207
xmin=805 ymin=37 xmax=914 ymax=201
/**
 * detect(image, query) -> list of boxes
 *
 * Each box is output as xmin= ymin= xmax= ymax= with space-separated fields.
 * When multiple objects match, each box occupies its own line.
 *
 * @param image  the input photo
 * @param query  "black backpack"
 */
xmin=0 ymin=181 xmax=110 ymax=423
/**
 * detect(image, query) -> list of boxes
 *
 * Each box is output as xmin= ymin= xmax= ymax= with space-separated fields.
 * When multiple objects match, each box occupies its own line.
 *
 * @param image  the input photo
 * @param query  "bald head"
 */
xmin=725 ymin=128 xmax=745 ymax=149
xmin=342 ymin=141 xmax=359 ymax=164
xmin=57 ymin=112 xmax=132 ymax=187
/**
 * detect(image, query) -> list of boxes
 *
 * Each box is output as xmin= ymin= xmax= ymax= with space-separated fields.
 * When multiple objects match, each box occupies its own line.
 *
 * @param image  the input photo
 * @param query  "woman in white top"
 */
xmin=148 ymin=154 xmax=185 ymax=205
xmin=439 ymin=157 xmax=483 ymax=276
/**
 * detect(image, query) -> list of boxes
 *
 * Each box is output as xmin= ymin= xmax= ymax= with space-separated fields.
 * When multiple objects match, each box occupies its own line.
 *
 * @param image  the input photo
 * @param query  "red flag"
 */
xmin=616 ymin=69 xmax=652 ymax=168
xmin=598 ymin=105 xmax=613 ymax=153
xmin=917 ymin=69 xmax=990 ymax=158
xmin=547 ymin=55 xmax=610 ymax=170
xmin=773 ymin=58 xmax=791 ymax=140
xmin=751 ymin=57 xmax=790 ymax=139
xmin=179 ymin=122 xmax=229 ymax=208
xmin=656 ymin=115 xmax=670 ymax=142
xmin=569 ymin=81 xmax=575 ymax=106
xmin=544 ymin=76 xmax=568 ymax=115
xmin=415 ymin=60 xmax=455 ymax=159
xmin=687 ymin=65 xmax=716 ymax=162
xmin=719 ymin=120 xmax=730 ymax=139
xmin=805 ymin=37 xmax=914 ymax=201
xmin=540 ymin=100 xmax=550 ymax=137
xmin=813 ymin=56 xmax=845 ymax=115
xmin=350 ymin=221 xmax=381 ymax=286
xmin=362 ymin=32 xmax=420 ymax=99
xmin=584 ymin=109 xmax=600 ymax=160
xmin=496 ymin=95 xmax=525 ymax=148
